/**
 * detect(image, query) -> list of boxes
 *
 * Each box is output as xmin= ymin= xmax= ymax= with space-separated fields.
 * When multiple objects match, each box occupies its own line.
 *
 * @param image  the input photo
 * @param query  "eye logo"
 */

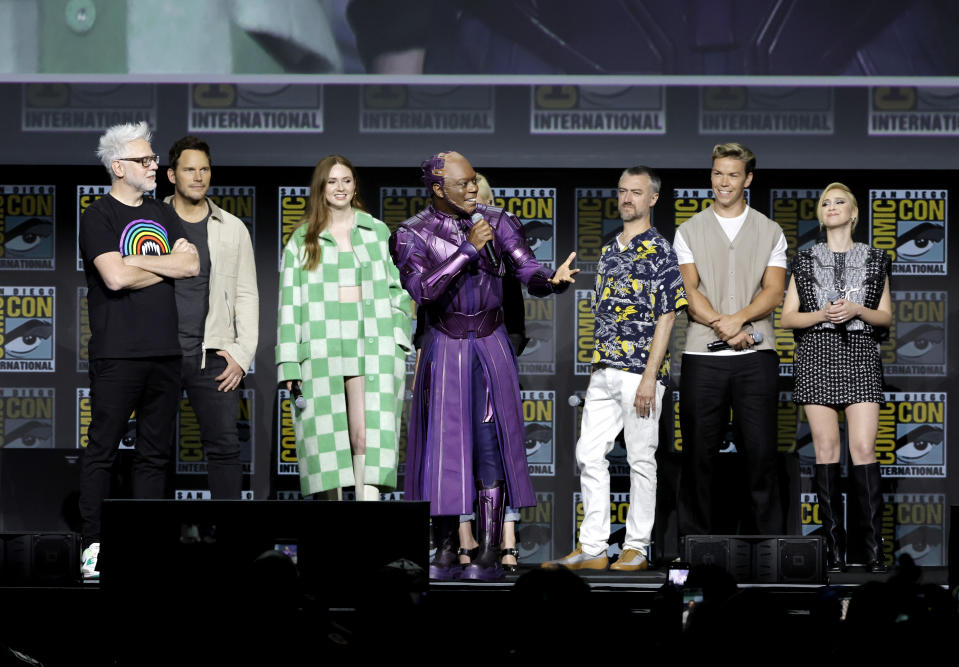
xmin=0 ymin=389 xmax=55 ymax=449
xmin=0 ymin=186 xmax=56 ymax=269
xmin=522 ymin=220 xmax=553 ymax=255
xmin=871 ymin=189 xmax=947 ymax=275
xmin=522 ymin=390 xmax=555 ymax=476
xmin=895 ymin=524 xmax=942 ymax=565
xmin=897 ymin=222 xmax=945 ymax=262
xmin=895 ymin=424 xmax=944 ymax=464
xmin=5 ymin=318 xmax=52 ymax=358
xmin=3 ymin=217 xmax=53 ymax=257
xmin=5 ymin=420 xmax=52 ymax=448
xmin=524 ymin=422 xmax=552 ymax=458
xmin=896 ymin=323 xmax=944 ymax=362
xmin=0 ymin=287 xmax=56 ymax=371
xmin=119 ymin=219 xmax=171 ymax=257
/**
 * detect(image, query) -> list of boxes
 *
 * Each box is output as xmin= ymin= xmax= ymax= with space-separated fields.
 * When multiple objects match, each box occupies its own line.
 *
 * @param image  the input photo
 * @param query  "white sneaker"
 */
xmin=80 ymin=543 xmax=100 ymax=580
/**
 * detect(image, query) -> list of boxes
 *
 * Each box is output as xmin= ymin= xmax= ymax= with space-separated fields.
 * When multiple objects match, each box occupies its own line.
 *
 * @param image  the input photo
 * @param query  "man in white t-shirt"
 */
xmin=674 ymin=142 xmax=786 ymax=537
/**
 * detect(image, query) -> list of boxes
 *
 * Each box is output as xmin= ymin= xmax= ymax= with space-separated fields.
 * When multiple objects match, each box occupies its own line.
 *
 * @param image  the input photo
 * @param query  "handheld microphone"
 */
xmin=290 ymin=383 xmax=307 ymax=410
xmin=707 ymin=331 xmax=764 ymax=352
xmin=470 ymin=212 xmax=500 ymax=271
xmin=825 ymin=290 xmax=842 ymax=304
xmin=568 ymin=394 xmax=583 ymax=407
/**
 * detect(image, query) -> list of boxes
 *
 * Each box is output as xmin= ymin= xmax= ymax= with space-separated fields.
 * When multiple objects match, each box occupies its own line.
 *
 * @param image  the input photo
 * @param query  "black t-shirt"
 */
xmin=79 ymin=194 xmax=185 ymax=359
xmin=174 ymin=208 xmax=211 ymax=356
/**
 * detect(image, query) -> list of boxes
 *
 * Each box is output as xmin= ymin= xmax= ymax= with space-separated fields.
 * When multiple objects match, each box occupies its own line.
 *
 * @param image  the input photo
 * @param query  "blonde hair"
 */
xmin=475 ymin=172 xmax=494 ymax=205
xmin=816 ymin=182 xmax=859 ymax=231
xmin=711 ymin=142 xmax=756 ymax=174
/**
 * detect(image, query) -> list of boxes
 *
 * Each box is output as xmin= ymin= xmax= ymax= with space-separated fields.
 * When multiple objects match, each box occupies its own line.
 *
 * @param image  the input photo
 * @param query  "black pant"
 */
xmin=181 ymin=351 xmax=243 ymax=499
xmin=79 ymin=356 xmax=181 ymax=545
xmin=678 ymin=351 xmax=783 ymax=536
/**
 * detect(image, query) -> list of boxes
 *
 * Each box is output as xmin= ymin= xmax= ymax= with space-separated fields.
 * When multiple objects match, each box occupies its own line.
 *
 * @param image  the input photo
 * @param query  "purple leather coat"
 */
xmin=390 ymin=203 xmax=566 ymax=516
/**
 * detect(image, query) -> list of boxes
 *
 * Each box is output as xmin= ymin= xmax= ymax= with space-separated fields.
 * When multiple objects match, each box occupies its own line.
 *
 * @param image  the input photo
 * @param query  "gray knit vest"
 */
xmin=678 ymin=207 xmax=781 ymax=353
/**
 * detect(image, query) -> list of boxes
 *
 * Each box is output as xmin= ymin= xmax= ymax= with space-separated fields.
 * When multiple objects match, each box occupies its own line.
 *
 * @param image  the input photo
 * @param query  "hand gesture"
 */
xmin=172 ymin=237 xmax=198 ymax=255
xmin=215 ymin=350 xmax=245 ymax=392
xmin=468 ymin=218 xmax=493 ymax=252
xmin=550 ymin=252 xmax=580 ymax=284
xmin=726 ymin=330 xmax=755 ymax=350
xmin=711 ymin=314 xmax=745 ymax=341
xmin=825 ymin=298 xmax=859 ymax=325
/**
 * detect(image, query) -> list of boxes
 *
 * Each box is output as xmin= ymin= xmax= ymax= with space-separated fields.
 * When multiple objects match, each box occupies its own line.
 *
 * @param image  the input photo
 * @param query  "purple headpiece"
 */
xmin=420 ymin=151 xmax=453 ymax=190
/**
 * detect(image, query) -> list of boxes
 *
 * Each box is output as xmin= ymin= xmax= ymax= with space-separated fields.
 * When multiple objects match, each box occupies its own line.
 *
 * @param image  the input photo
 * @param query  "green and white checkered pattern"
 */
xmin=276 ymin=211 xmax=412 ymax=496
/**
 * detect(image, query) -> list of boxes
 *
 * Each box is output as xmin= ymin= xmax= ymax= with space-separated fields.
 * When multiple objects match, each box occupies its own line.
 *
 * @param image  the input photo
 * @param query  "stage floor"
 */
xmin=0 ymin=565 xmax=948 ymax=666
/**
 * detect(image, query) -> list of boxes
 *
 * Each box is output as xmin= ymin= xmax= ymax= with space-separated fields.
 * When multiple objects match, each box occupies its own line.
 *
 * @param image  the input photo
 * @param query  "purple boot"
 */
xmin=429 ymin=515 xmax=462 ymax=581
xmin=460 ymin=482 xmax=506 ymax=582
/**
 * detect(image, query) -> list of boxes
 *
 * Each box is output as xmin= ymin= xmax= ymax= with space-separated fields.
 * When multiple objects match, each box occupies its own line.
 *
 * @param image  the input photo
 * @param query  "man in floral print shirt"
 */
xmin=544 ymin=166 xmax=687 ymax=572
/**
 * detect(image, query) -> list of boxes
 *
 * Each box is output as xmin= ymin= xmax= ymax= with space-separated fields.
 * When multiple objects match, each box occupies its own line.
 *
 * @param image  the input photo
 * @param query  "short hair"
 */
xmin=816 ymin=182 xmax=860 ymax=231
xmin=711 ymin=142 xmax=756 ymax=175
xmin=619 ymin=166 xmax=661 ymax=194
xmin=168 ymin=135 xmax=212 ymax=170
xmin=96 ymin=121 xmax=152 ymax=178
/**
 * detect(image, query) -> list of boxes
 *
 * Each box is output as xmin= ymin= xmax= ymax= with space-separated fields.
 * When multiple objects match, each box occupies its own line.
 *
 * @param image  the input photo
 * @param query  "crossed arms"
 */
xmin=93 ymin=237 xmax=200 ymax=291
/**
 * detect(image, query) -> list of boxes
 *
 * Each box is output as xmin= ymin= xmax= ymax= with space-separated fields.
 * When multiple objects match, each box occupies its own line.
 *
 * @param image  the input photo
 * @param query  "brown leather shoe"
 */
xmin=609 ymin=548 xmax=648 ymax=571
xmin=541 ymin=547 xmax=608 ymax=570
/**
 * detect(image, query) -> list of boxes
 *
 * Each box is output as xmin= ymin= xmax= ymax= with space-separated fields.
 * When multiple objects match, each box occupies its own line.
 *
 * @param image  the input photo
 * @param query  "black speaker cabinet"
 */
xmin=0 ymin=449 xmax=82 ymax=532
xmin=0 ymin=532 xmax=79 ymax=585
xmin=754 ymin=537 xmax=822 ymax=584
xmin=683 ymin=535 xmax=752 ymax=582
xmin=101 ymin=499 xmax=430 ymax=606
xmin=684 ymin=535 xmax=823 ymax=584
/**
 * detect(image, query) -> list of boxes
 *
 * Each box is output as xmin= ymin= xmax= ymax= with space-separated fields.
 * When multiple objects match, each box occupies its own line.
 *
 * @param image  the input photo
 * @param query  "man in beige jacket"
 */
xmin=165 ymin=135 xmax=259 ymax=499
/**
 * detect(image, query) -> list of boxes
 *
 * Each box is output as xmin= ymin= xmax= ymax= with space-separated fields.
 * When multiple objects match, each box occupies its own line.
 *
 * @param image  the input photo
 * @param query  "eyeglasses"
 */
xmin=117 ymin=155 xmax=160 ymax=167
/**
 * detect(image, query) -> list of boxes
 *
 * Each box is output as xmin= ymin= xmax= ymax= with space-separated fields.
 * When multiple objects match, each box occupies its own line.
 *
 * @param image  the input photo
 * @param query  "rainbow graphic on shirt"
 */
xmin=119 ymin=219 xmax=171 ymax=256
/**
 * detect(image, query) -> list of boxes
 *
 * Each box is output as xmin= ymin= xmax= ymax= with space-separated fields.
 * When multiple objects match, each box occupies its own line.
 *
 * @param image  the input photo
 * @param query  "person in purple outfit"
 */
xmin=390 ymin=151 xmax=578 ymax=581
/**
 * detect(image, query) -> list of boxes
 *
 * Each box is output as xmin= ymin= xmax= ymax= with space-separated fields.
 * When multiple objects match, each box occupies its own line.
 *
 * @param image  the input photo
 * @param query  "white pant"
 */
xmin=576 ymin=366 xmax=665 ymax=557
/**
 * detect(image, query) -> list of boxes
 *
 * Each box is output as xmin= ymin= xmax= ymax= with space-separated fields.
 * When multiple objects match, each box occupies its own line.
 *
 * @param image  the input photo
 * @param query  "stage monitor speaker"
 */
xmin=101 ymin=499 xmax=430 ymax=607
xmin=683 ymin=536 xmax=752 ymax=582
xmin=0 ymin=449 xmax=82 ymax=532
xmin=0 ymin=533 xmax=79 ymax=585
xmin=754 ymin=537 xmax=822 ymax=584
xmin=685 ymin=535 xmax=823 ymax=584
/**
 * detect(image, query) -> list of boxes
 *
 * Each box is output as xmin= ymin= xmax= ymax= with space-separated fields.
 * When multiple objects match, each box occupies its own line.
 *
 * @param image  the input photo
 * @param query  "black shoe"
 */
xmin=852 ymin=462 xmax=887 ymax=574
xmin=429 ymin=515 xmax=462 ymax=581
xmin=500 ymin=547 xmax=519 ymax=573
xmin=814 ymin=463 xmax=846 ymax=573
xmin=460 ymin=482 xmax=506 ymax=582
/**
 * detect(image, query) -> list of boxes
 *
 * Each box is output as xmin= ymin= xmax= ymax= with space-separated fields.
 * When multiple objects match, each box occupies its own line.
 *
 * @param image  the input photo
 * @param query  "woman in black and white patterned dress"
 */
xmin=781 ymin=182 xmax=892 ymax=574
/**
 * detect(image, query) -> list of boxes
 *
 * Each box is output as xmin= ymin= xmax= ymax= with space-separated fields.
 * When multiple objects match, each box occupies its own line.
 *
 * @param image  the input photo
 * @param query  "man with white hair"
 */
xmin=77 ymin=121 xmax=200 ymax=579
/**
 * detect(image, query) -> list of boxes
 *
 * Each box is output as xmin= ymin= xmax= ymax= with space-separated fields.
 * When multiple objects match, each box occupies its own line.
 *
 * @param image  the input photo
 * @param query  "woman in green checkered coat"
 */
xmin=276 ymin=155 xmax=412 ymax=499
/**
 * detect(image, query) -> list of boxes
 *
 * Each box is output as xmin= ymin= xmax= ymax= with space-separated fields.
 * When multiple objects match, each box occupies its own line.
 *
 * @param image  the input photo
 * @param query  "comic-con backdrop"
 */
xmin=0 ymin=159 xmax=952 ymax=569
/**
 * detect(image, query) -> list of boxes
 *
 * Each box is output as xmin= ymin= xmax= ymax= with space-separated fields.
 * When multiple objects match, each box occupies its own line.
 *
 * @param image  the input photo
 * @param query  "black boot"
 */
xmin=814 ymin=463 xmax=846 ymax=573
xmin=852 ymin=462 xmax=887 ymax=573
xmin=460 ymin=481 xmax=506 ymax=582
xmin=429 ymin=515 xmax=462 ymax=581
